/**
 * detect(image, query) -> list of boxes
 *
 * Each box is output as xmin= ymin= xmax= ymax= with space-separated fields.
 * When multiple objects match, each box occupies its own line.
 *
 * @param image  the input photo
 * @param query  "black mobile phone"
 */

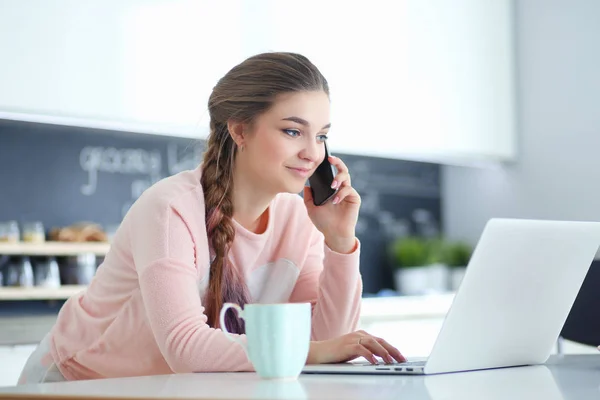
xmin=308 ymin=142 xmax=338 ymax=206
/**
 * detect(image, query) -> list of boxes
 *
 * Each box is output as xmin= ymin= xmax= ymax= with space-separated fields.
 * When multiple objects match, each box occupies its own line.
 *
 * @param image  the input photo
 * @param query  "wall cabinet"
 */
xmin=0 ymin=0 xmax=515 ymax=165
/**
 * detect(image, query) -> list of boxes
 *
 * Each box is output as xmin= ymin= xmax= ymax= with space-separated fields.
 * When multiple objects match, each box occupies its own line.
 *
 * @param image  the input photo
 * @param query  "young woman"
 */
xmin=19 ymin=52 xmax=405 ymax=384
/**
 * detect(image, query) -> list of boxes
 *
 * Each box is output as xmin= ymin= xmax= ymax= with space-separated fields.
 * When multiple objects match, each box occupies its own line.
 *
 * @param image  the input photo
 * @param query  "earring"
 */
xmin=239 ymin=144 xmax=245 ymax=152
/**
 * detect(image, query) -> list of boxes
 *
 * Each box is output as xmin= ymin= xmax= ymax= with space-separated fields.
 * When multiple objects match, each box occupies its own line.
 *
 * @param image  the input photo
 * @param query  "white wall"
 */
xmin=442 ymin=0 xmax=600 ymax=245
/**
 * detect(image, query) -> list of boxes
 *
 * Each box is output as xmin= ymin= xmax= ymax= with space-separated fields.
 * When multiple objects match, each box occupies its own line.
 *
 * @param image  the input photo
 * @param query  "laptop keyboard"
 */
xmin=356 ymin=360 xmax=426 ymax=367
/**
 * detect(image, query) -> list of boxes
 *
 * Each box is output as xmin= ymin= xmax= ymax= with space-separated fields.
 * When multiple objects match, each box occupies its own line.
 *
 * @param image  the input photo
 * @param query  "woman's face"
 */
xmin=239 ymin=90 xmax=331 ymax=196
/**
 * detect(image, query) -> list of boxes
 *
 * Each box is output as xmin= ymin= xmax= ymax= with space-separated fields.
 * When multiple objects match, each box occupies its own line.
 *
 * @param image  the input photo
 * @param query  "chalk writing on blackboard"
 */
xmin=78 ymin=143 xmax=203 ymax=219
xmin=79 ymin=146 xmax=162 ymax=196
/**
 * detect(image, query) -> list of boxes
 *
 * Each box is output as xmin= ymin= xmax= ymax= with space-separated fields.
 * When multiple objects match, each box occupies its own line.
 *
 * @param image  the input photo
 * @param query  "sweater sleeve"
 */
xmin=131 ymin=199 xmax=253 ymax=373
xmin=288 ymin=228 xmax=363 ymax=341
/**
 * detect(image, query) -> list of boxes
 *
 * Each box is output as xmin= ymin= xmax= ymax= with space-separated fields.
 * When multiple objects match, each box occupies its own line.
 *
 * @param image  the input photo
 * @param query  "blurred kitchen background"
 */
xmin=2 ymin=0 xmax=600 ymax=386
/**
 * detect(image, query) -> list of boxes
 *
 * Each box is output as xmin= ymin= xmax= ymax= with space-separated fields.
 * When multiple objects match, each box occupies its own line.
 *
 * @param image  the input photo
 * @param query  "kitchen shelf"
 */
xmin=0 ymin=242 xmax=110 ymax=256
xmin=0 ymin=285 xmax=86 ymax=300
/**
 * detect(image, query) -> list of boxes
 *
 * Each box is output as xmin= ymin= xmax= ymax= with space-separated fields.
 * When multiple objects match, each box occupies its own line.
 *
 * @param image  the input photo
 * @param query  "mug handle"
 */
xmin=219 ymin=303 xmax=249 ymax=358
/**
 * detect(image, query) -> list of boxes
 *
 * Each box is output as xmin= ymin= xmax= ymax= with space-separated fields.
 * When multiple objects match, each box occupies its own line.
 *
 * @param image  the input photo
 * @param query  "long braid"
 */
xmin=201 ymin=122 xmax=250 ymax=334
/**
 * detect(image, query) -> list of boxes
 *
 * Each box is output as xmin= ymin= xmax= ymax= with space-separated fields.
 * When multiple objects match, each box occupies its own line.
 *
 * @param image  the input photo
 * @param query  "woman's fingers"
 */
xmin=375 ymin=337 xmax=406 ymax=363
xmin=353 ymin=343 xmax=377 ymax=364
xmin=359 ymin=337 xmax=394 ymax=364
xmin=329 ymin=156 xmax=351 ymax=189
xmin=332 ymin=186 xmax=359 ymax=205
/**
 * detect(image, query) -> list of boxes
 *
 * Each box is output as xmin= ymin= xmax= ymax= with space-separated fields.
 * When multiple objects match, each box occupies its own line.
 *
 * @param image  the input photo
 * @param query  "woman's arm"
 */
xmin=288 ymin=229 xmax=363 ymax=341
xmin=288 ymin=231 xmax=408 ymax=365
xmin=131 ymin=202 xmax=253 ymax=373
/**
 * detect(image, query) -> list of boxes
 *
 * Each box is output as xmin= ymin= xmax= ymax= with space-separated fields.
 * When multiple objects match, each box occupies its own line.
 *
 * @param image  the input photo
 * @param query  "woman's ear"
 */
xmin=227 ymin=120 xmax=246 ymax=148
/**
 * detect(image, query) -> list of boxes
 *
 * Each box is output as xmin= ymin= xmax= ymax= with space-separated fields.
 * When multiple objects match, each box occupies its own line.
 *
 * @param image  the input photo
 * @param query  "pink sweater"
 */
xmin=49 ymin=166 xmax=363 ymax=380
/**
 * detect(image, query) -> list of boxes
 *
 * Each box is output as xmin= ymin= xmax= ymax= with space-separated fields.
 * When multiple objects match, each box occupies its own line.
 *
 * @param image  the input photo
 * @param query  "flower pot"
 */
xmin=427 ymin=263 xmax=449 ymax=293
xmin=394 ymin=263 xmax=450 ymax=295
xmin=394 ymin=267 xmax=427 ymax=295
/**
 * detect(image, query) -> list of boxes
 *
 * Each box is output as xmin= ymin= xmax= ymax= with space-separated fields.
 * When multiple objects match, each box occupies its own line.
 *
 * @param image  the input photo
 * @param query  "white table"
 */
xmin=0 ymin=355 xmax=598 ymax=399
xmin=0 ymin=294 xmax=456 ymax=387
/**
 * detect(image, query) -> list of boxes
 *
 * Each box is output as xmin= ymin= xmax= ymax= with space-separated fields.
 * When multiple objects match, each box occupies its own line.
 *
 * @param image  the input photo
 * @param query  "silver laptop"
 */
xmin=303 ymin=218 xmax=600 ymax=375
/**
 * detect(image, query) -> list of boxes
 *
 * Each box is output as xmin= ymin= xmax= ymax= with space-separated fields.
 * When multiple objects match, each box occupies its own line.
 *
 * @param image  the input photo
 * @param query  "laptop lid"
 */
xmin=424 ymin=218 xmax=600 ymax=374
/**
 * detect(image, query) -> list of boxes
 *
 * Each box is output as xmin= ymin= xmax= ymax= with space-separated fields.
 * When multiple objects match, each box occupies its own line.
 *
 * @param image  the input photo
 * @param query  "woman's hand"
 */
xmin=304 ymin=155 xmax=361 ymax=254
xmin=306 ymin=331 xmax=406 ymax=365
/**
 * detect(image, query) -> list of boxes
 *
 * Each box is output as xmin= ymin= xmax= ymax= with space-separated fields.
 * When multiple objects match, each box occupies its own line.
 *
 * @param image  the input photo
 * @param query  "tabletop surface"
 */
xmin=1 ymin=355 xmax=599 ymax=400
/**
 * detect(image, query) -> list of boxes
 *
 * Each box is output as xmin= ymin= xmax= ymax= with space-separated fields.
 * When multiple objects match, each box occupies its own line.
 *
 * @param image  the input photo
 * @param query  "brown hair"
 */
xmin=200 ymin=52 xmax=329 ymax=333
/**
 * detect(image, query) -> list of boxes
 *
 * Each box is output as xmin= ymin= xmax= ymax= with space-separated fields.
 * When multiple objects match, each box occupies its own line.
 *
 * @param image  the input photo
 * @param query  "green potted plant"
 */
xmin=424 ymin=236 xmax=451 ymax=293
xmin=390 ymin=236 xmax=439 ymax=295
xmin=392 ymin=236 xmax=429 ymax=266
xmin=443 ymin=241 xmax=472 ymax=291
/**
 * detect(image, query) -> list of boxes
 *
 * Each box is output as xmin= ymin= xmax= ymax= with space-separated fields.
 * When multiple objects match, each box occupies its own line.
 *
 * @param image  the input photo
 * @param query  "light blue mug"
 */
xmin=219 ymin=302 xmax=311 ymax=379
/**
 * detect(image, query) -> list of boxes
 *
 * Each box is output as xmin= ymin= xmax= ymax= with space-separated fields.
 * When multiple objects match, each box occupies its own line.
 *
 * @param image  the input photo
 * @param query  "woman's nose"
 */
xmin=300 ymin=140 xmax=321 ymax=163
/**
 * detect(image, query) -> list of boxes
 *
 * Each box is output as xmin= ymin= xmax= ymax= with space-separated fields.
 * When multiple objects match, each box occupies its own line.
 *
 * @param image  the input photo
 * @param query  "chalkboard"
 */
xmin=0 ymin=119 xmax=203 ymax=230
xmin=0 ymin=119 xmax=441 ymax=294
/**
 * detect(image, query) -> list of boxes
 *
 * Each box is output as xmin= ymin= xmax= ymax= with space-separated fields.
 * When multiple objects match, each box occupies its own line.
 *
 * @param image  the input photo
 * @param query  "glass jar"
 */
xmin=22 ymin=222 xmax=45 ymax=243
xmin=3 ymin=257 xmax=19 ymax=286
xmin=59 ymin=253 xmax=97 ymax=285
xmin=4 ymin=221 xmax=20 ymax=243
xmin=34 ymin=257 xmax=61 ymax=288
xmin=5 ymin=256 xmax=34 ymax=287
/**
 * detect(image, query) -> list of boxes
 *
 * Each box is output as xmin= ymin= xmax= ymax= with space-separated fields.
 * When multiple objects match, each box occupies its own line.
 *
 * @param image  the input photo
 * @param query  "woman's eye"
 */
xmin=283 ymin=129 xmax=301 ymax=137
xmin=317 ymin=135 xmax=329 ymax=142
